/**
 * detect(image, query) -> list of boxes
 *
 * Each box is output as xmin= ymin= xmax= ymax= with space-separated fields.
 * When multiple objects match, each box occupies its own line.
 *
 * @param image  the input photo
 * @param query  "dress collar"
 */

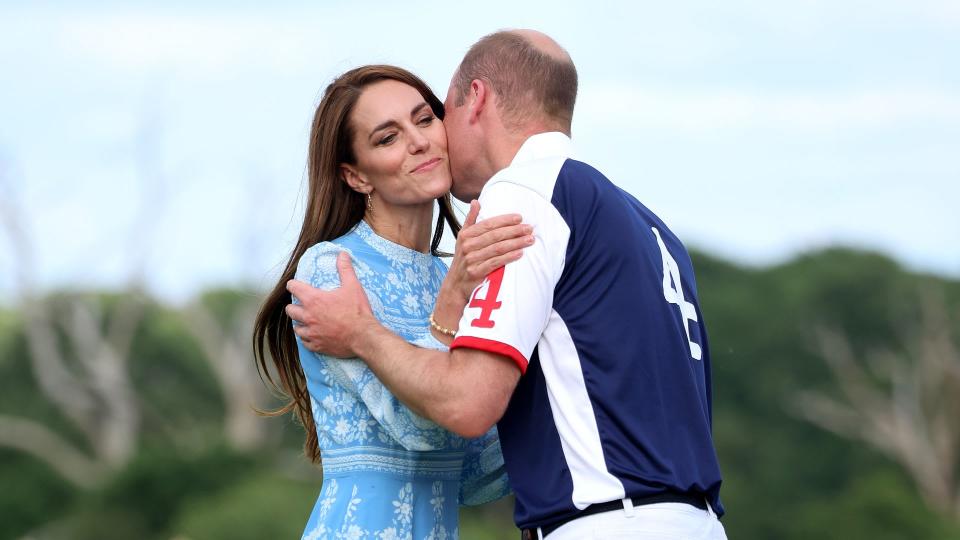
xmin=355 ymin=219 xmax=435 ymax=267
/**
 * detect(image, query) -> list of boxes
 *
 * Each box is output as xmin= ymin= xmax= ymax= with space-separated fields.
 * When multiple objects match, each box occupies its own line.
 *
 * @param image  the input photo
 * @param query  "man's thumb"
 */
xmin=465 ymin=200 xmax=480 ymax=227
xmin=337 ymin=251 xmax=358 ymax=284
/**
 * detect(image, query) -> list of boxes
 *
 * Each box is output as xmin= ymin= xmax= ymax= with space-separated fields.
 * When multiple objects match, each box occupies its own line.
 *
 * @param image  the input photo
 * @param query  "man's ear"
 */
xmin=468 ymin=79 xmax=487 ymax=124
xmin=340 ymin=163 xmax=370 ymax=194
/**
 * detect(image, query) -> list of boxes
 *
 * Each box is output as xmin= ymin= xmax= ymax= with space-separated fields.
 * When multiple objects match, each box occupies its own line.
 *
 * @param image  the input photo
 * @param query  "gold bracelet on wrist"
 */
xmin=429 ymin=312 xmax=457 ymax=337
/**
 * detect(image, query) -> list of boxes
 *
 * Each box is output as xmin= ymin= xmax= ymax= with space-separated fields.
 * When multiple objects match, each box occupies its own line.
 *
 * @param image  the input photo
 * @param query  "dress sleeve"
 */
xmin=293 ymin=242 xmax=453 ymax=451
xmin=459 ymin=425 xmax=512 ymax=506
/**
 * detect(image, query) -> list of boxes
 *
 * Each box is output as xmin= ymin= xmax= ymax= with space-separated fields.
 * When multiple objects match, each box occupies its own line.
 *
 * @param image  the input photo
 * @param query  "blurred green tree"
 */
xmin=2 ymin=247 xmax=959 ymax=539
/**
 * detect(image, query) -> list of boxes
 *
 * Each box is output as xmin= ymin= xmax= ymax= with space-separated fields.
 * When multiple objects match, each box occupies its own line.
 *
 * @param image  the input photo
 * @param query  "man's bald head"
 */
xmin=511 ymin=29 xmax=570 ymax=60
xmin=452 ymin=29 xmax=578 ymax=134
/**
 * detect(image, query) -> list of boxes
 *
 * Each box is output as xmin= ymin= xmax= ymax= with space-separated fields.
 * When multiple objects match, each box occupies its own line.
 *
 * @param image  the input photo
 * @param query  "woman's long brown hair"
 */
xmin=252 ymin=65 xmax=461 ymax=464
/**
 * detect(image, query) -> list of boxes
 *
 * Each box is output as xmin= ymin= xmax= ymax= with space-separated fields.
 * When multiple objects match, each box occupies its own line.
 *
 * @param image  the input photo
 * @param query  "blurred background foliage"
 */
xmin=1 ymin=247 xmax=959 ymax=539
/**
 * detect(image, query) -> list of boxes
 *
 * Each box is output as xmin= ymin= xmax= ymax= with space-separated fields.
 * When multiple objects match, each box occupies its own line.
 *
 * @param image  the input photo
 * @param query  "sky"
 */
xmin=1 ymin=1 xmax=958 ymax=305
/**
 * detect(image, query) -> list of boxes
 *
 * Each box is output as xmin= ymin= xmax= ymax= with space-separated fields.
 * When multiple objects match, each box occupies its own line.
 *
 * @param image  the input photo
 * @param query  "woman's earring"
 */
xmin=366 ymin=192 xmax=373 ymax=212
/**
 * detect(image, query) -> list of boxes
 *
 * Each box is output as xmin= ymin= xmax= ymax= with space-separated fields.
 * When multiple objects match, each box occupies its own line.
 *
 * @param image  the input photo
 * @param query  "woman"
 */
xmin=253 ymin=65 xmax=529 ymax=539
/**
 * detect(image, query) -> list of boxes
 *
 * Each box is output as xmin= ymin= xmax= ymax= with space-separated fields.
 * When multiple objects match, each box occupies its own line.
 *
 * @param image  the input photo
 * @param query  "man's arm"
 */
xmin=286 ymin=252 xmax=521 ymax=438
xmin=354 ymin=319 xmax=520 ymax=438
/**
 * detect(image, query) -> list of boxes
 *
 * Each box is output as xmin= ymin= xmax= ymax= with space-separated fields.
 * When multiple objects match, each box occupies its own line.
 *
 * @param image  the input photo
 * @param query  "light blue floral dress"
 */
xmin=293 ymin=220 xmax=510 ymax=540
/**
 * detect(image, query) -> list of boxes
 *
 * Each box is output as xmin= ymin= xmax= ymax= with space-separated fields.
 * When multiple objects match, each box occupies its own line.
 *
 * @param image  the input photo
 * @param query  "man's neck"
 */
xmin=487 ymin=125 xmax=557 ymax=174
xmin=487 ymin=136 xmax=525 ymax=174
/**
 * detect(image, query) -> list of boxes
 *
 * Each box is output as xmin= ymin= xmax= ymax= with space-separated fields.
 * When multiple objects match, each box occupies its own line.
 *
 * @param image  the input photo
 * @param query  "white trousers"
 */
xmin=538 ymin=501 xmax=728 ymax=540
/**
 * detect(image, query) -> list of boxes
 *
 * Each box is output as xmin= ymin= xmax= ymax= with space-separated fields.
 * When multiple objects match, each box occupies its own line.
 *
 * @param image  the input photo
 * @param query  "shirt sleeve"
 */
xmin=450 ymin=181 xmax=570 ymax=374
xmin=293 ymin=242 xmax=453 ymax=452
xmin=459 ymin=426 xmax=512 ymax=506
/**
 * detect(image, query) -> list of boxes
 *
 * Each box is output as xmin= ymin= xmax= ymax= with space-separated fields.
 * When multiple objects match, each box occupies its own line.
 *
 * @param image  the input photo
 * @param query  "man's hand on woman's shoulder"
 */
xmin=286 ymin=251 xmax=375 ymax=358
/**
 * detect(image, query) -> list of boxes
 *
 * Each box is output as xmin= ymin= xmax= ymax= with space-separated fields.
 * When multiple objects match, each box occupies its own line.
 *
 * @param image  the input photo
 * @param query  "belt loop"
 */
xmin=622 ymin=497 xmax=636 ymax=518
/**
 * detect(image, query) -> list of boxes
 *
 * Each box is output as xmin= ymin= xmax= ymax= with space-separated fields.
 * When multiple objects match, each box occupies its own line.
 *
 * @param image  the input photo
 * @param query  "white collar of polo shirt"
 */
xmin=510 ymin=131 xmax=575 ymax=166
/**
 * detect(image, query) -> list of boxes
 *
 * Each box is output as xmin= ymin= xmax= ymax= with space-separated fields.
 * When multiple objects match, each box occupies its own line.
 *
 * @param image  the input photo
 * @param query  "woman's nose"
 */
xmin=408 ymin=129 xmax=429 ymax=153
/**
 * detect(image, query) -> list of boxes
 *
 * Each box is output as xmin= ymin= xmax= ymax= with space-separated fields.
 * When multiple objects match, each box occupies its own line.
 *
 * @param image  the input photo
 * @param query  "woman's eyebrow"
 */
xmin=369 ymin=102 xmax=430 ymax=136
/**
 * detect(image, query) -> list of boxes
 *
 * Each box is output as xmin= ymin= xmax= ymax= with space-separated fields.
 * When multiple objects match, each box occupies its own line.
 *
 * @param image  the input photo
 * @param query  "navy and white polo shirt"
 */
xmin=450 ymin=132 xmax=724 ymax=529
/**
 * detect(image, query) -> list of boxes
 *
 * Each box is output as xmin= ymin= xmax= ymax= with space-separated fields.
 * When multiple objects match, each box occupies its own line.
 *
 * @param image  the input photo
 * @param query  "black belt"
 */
xmin=520 ymin=491 xmax=708 ymax=539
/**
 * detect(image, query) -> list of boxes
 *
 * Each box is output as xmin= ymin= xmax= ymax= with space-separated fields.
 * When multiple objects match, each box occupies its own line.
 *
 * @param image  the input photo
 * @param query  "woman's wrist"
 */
xmin=438 ymin=278 xmax=469 ymax=313
xmin=429 ymin=312 xmax=457 ymax=337
xmin=431 ymin=284 xmax=466 ymax=344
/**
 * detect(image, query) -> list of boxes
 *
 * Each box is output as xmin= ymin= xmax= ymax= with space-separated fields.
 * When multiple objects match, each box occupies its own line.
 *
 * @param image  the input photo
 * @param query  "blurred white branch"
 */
xmin=795 ymin=290 xmax=960 ymax=519
xmin=0 ymin=136 xmax=150 ymax=481
xmin=0 ymin=93 xmax=281 ymax=490
xmin=0 ymin=414 xmax=107 ymax=489
xmin=184 ymin=298 xmax=269 ymax=451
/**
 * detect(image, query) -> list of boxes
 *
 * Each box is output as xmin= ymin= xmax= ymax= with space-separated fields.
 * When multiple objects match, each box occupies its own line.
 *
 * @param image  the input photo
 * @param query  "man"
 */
xmin=287 ymin=29 xmax=727 ymax=540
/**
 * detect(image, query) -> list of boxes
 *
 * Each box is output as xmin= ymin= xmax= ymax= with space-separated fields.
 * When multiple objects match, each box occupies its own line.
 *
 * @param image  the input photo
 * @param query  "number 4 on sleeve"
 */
xmin=469 ymin=267 xmax=505 ymax=329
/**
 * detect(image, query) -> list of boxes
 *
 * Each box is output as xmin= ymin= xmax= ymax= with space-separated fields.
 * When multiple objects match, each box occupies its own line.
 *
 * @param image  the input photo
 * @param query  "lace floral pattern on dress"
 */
xmin=293 ymin=221 xmax=508 ymax=540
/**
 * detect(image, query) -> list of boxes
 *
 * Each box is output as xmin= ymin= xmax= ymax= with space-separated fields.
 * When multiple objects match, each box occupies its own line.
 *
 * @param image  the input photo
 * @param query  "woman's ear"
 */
xmin=340 ymin=163 xmax=370 ymax=194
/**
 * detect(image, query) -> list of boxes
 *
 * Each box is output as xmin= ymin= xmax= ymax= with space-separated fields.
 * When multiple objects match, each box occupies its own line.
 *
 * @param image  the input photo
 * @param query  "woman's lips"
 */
xmin=411 ymin=157 xmax=441 ymax=173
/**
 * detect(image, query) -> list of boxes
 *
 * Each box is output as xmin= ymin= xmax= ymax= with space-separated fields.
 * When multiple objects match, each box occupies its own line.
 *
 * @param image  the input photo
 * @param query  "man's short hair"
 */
xmin=454 ymin=31 xmax=578 ymax=133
